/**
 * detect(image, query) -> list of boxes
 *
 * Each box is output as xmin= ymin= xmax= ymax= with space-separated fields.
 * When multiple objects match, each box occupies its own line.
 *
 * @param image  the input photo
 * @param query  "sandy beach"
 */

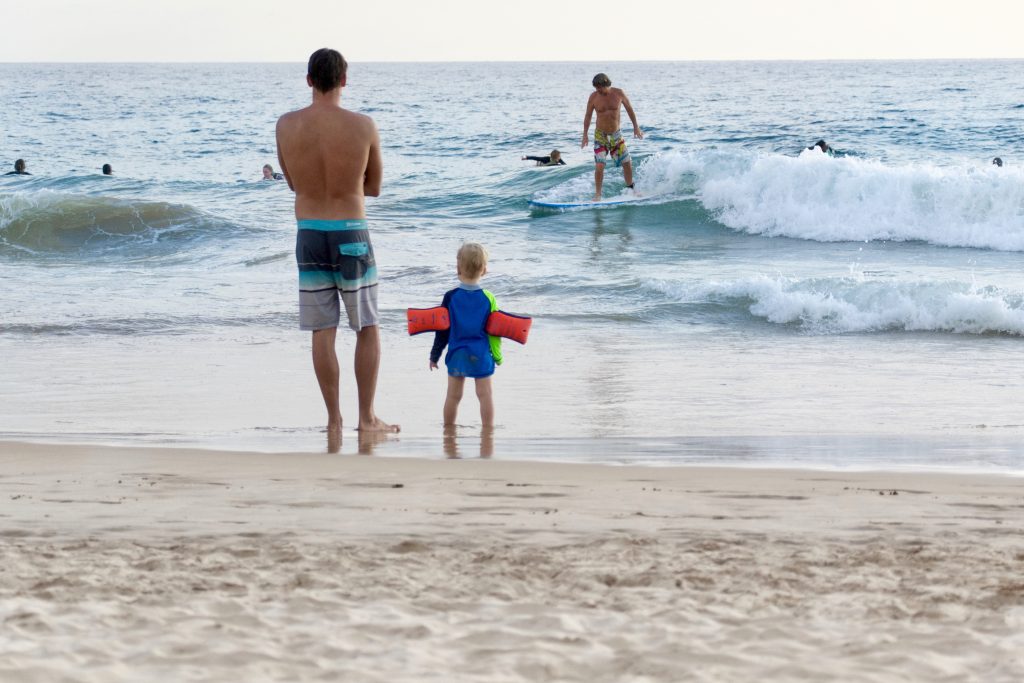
xmin=0 ymin=441 xmax=1021 ymax=682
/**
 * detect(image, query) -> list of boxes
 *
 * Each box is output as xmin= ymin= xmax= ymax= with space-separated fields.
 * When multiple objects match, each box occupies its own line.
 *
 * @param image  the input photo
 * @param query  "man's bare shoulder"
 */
xmin=276 ymin=106 xmax=308 ymax=131
xmin=611 ymin=87 xmax=626 ymax=99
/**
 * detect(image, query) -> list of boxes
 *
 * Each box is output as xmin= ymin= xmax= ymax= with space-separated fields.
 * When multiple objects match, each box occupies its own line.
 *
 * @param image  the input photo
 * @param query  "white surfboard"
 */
xmin=529 ymin=194 xmax=647 ymax=209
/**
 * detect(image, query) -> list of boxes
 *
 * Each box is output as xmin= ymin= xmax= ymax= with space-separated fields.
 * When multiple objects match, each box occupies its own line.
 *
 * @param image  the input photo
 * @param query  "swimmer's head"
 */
xmin=263 ymin=164 xmax=274 ymax=178
xmin=550 ymin=150 xmax=561 ymax=162
xmin=993 ymin=157 xmax=1003 ymax=167
xmin=457 ymin=242 xmax=489 ymax=280
xmin=592 ymin=73 xmax=611 ymax=89
xmin=14 ymin=159 xmax=25 ymax=172
xmin=102 ymin=163 xmax=112 ymax=175
xmin=814 ymin=140 xmax=829 ymax=153
xmin=307 ymin=48 xmax=347 ymax=93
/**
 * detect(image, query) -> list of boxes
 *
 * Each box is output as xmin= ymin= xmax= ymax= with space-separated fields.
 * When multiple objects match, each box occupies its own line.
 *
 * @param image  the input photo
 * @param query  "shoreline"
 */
xmin=2 ymin=434 xmax=1023 ymax=476
xmin=2 ymin=440 xmax=1023 ymax=680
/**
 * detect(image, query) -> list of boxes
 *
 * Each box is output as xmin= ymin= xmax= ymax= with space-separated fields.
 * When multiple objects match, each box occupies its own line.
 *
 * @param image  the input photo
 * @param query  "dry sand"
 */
xmin=1 ymin=440 xmax=1022 ymax=682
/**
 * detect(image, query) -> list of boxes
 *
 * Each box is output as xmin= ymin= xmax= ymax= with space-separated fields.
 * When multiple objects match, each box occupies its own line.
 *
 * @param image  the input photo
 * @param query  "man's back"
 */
xmin=276 ymin=104 xmax=381 ymax=220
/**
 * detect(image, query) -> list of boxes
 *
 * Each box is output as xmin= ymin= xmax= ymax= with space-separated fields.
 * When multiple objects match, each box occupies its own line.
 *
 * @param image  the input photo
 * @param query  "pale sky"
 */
xmin=4 ymin=0 xmax=1023 ymax=62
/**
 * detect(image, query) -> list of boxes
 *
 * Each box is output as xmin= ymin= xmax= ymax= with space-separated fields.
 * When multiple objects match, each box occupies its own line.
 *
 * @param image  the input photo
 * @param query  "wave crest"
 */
xmin=0 ymin=190 xmax=228 ymax=256
xmin=638 ymin=150 xmax=1024 ymax=251
xmin=645 ymin=275 xmax=1024 ymax=336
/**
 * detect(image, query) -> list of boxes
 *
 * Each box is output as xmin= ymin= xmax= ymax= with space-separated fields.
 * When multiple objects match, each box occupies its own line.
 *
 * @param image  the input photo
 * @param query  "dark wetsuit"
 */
xmin=525 ymin=156 xmax=566 ymax=166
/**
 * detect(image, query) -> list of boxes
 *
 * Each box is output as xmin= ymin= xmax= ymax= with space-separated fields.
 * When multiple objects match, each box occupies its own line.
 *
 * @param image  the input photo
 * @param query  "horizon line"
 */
xmin=1 ymin=56 xmax=1023 ymax=65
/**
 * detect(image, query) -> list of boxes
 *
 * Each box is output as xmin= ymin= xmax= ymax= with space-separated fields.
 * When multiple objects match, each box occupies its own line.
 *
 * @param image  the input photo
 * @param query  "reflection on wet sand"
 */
xmin=444 ymin=425 xmax=494 ymax=459
xmin=323 ymin=429 xmax=395 ymax=456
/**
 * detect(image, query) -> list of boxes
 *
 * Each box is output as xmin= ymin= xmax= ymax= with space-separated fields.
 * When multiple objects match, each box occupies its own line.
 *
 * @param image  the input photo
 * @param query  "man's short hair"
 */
xmin=263 ymin=164 xmax=273 ymax=171
xmin=457 ymin=242 xmax=489 ymax=279
xmin=307 ymin=48 xmax=348 ymax=93
xmin=592 ymin=73 xmax=611 ymax=88
xmin=14 ymin=159 xmax=25 ymax=172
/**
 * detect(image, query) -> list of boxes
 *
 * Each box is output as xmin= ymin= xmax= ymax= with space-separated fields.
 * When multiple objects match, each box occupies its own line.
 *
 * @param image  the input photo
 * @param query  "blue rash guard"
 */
xmin=429 ymin=282 xmax=503 ymax=378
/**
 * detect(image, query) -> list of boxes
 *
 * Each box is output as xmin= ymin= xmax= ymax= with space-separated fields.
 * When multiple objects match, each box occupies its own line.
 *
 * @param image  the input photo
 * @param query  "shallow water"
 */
xmin=2 ymin=61 xmax=1023 ymax=468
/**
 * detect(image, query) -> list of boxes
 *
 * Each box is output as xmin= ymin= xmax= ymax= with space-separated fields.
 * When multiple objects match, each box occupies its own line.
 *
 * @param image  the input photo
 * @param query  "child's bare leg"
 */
xmin=475 ymin=377 xmax=494 ymax=427
xmin=444 ymin=376 xmax=465 ymax=426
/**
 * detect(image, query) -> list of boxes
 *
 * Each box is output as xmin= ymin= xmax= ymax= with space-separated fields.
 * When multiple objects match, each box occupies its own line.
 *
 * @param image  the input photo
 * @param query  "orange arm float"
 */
xmin=407 ymin=307 xmax=450 ymax=335
xmin=485 ymin=311 xmax=532 ymax=344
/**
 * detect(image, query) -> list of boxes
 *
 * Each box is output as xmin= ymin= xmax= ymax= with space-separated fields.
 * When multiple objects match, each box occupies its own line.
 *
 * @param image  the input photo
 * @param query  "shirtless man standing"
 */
xmin=581 ymin=73 xmax=643 ymax=201
xmin=276 ymin=48 xmax=398 ymax=445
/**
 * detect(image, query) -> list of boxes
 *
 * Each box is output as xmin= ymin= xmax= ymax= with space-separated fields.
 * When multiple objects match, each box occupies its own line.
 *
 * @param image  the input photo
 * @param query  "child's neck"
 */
xmin=459 ymin=276 xmax=482 ymax=286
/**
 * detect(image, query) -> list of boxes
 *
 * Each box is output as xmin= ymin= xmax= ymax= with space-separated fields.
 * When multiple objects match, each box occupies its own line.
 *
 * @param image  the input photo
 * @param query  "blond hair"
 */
xmin=457 ymin=242 xmax=489 ymax=279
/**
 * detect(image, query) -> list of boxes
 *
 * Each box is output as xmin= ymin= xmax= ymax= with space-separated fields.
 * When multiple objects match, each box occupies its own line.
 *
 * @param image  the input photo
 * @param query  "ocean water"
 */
xmin=2 ymin=61 xmax=1024 ymax=469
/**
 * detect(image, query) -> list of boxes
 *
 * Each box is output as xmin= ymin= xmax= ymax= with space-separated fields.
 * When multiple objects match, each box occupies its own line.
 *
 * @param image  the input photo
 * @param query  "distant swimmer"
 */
xmin=102 ymin=163 xmax=113 ymax=175
xmin=522 ymin=150 xmax=566 ymax=166
xmin=808 ymin=140 xmax=835 ymax=157
xmin=262 ymin=163 xmax=284 ymax=180
xmin=4 ymin=159 xmax=31 ymax=175
xmin=581 ymin=73 xmax=643 ymax=201
xmin=993 ymin=157 xmax=1004 ymax=167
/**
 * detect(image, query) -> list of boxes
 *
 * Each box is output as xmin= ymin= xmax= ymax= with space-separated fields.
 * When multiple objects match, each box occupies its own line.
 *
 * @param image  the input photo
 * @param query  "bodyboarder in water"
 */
xmin=581 ymin=73 xmax=643 ymax=201
xmin=521 ymin=150 xmax=566 ymax=166
xmin=275 ymin=47 xmax=399 ymax=450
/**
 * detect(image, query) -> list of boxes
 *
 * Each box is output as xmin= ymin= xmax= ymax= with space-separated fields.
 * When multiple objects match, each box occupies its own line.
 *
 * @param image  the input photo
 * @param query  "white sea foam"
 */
xmin=636 ymin=150 xmax=1024 ymax=251
xmin=645 ymin=275 xmax=1024 ymax=335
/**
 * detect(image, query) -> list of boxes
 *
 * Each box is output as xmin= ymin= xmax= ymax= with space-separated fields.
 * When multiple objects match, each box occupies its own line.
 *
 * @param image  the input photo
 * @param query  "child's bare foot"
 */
xmin=357 ymin=417 xmax=400 ymax=433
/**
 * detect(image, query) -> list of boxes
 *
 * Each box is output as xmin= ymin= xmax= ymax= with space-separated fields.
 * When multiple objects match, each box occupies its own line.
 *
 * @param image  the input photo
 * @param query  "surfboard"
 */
xmin=529 ymin=195 xmax=647 ymax=209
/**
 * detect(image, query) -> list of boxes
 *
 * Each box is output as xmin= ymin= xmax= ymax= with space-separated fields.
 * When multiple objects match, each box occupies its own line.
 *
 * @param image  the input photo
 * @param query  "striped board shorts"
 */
xmin=295 ymin=219 xmax=379 ymax=332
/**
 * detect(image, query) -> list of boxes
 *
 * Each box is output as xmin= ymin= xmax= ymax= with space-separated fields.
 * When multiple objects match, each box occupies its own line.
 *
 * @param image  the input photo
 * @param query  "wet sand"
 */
xmin=1 ymin=441 xmax=1022 ymax=682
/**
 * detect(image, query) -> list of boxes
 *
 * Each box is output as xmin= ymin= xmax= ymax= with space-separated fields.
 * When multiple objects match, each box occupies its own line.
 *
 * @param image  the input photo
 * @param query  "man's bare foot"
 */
xmin=357 ymin=417 xmax=400 ymax=433
xmin=592 ymin=195 xmax=602 ymax=202
xmin=326 ymin=421 xmax=342 ymax=454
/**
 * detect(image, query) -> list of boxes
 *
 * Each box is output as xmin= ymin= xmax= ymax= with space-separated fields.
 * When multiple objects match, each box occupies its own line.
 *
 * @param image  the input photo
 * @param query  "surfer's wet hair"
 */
xmin=993 ymin=157 xmax=1004 ymax=167
xmin=307 ymin=48 xmax=347 ymax=93
xmin=14 ymin=159 xmax=25 ymax=172
xmin=592 ymin=73 xmax=611 ymax=88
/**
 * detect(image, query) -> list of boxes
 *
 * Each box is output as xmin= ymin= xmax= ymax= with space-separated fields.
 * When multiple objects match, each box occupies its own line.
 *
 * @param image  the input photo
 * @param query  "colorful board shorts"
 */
xmin=593 ymin=129 xmax=630 ymax=167
xmin=295 ymin=219 xmax=379 ymax=332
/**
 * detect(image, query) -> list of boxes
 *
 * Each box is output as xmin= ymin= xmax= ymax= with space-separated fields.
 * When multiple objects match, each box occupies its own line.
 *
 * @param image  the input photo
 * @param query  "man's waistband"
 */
xmin=297 ymin=219 xmax=368 ymax=232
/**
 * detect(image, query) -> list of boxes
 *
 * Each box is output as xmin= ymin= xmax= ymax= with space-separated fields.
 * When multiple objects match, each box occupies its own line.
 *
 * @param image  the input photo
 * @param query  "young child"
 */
xmin=429 ymin=242 xmax=502 ymax=427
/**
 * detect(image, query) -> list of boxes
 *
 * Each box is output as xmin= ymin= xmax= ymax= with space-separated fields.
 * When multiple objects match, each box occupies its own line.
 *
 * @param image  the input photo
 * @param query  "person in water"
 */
xmin=993 ymin=157 xmax=1004 ymax=167
xmin=5 ymin=159 xmax=31 ymax=175
xmin=522 ymin=149 xmax=565 ymax=166
xmin=275 ymin=47 xmax=399 ymax=444
xmin=102 ymin=164 xmax=113 ymax=175
xmin=429 ymin=242 xmax=502 ymax=428
xmin=808 ymin=140 xmax=835 ymax=156
xmin=581 ymin=73 xmax=643 ymax=201
xmin=262 ymin=163 xmax=284 ymax=180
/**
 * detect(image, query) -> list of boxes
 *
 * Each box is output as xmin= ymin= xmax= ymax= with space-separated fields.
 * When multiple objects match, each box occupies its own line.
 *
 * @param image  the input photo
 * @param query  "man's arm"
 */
xmin=364 ymin=120 xmax=382 ymax=197
xmin=581 ymin=96 xmax=595 ymax=148
xmin=274 ymin=117 xmax=294 ymax=191
xmin=621 ymin=92 xmax=643 ymax=139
